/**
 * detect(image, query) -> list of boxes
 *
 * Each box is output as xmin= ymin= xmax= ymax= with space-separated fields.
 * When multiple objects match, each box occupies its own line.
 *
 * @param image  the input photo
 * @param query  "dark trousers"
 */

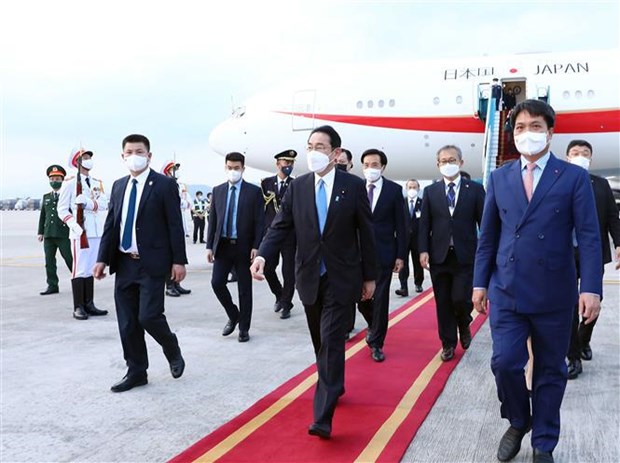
xmin=345 ymin=303 xmax=356 ymax=333
xmin=43 ymin=237 xmax=72 ymax=288
xmin=211 ymin=240 xmax=253 ymax=332
xmin=490 ymin=305 xmax=572 ymax=452
xmin=428 ymin=248 xmax=474 ymax=348
xmin=114 ymin=253 xmax=180 ymax=377
xmin=192 ymin=216 xmax=205 ymax=243
xmin=264 ymin=238 xmax=296 ymax=308
xmin=357 ymin=265 xmax=392 ymax=348
xmin=304 ymin=275 xmax=348 ymax=426
xmin=399 ymin=238 xmax=424 ymax=289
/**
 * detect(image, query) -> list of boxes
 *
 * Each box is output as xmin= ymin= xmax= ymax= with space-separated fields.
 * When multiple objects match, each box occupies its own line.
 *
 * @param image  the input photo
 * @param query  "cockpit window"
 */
xmin=232 ymin=106 xmax=246 ymax=118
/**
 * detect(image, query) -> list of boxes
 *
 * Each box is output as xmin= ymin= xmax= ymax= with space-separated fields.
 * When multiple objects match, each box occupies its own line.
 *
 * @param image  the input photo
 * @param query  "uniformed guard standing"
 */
xmin=191 ymin=190 xmax=208 ymax=244
xmin=57 ymin=149 xmax=109 ymax=319
xmin=161 ymin=160 xmax=192 ymax=297
xmin=260 ymin=149 xmax=297 ymax=319
xmin=38 ymin=164 xmax=73 ymax=295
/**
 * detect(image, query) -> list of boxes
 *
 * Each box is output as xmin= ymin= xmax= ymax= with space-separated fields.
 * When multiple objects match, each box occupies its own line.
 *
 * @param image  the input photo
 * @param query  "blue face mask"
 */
xmin=281 ymin=165 xmax=293 ymax=177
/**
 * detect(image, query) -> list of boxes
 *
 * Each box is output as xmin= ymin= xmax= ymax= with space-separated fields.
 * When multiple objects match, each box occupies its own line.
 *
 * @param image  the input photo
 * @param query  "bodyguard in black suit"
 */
xmin=207 ymin=152 xmax=264 ymax=343
xmin=260 ymin=149 xmax=297 ymax=320
xmin=565 ymin=140 xmax=620 ymax=379
xmin=251 ymin=126 xmax=376 ymax=439
xmin=94 ymin=134 xmax=187 ymax=392
xmin=357 ymin=149 xmax=406 ymax=362
xmin=418 ymin=145 xmax=485 ymax=361
xmin=396 ymin=179 xmax=424 ymax=296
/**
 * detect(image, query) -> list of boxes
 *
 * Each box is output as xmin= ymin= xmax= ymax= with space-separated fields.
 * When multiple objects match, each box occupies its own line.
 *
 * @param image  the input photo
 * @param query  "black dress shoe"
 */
xmin=415 ymin=285 xmax=423 ymax=293
xmin=73 ymin=306 xmax=88 ymax=320
xmin=567 ymin=359 xmax=582 ymax=380
xmin=395 ymin=288 xmax=409 ymax=297
xmin=440 ymin=346 xmax=455 ymax=361
xmin=497 ymin=425 xmax=530 ymax=461
xmin=459 ymin=324 xmax=472 ymax=350
xmin=280 ymin=307 xmax=291 ymax=319
xmin=169 ymin=354 xmax=185 ymax=379
xmin=238 ymin=331 xmax=250 ymax=342
xmin=166 ymin=287 xmax=180 ymax=297
xmin=581 ymin=343 xmax=593 ymax=361
xmin=175 ymin=283 xmax=191 ymax=295
xmin=273 ymin=300 xmax=282 ymax=312
xmin=365 ymin=330 xmax=372 ymax=344
xmin=110 ymin=375 xmax=148 ymax=393
xmin=40 ymin=287 xmax=59 ymax=295
xmin=84 ymin=302 xmax=108 ymax=316
xmin=371 ymin=346 xmax=385 ymax=362
xmin=308 ymin=422 xmax=331 ymax=439
xmin=222 ymin=319 xmax=238 ymax=336
xmin=533 ymin=449 xmax=554 ymax=463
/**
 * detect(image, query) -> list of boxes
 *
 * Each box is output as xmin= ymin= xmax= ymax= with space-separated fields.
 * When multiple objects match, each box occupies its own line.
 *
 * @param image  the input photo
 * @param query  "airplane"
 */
xmin=208 ymin=49 xmax=619 ymax=182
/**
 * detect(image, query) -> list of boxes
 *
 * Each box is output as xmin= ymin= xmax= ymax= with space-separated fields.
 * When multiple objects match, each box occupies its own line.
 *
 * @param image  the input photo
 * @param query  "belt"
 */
xmin=221 ymin=238 xmax=237 ymax=245
xmin=122 ymin=252 xmax=140 ymax=259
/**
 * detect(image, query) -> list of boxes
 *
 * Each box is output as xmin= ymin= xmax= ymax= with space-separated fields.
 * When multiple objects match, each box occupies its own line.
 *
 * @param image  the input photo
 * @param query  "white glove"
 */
xmin=68 ymin=222 xmax=83 ymax=237
xmin=75 ymin=194 xmax=88 ymax=205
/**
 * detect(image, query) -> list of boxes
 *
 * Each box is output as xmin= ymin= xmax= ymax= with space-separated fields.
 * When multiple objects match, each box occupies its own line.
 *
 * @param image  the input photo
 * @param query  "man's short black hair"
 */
xmin=309 ymin=125 xmax=342 ymax=149
xmin=225 ymin=151 xmax=245 ymax=166
xmin=341 ymin=148 xmax=353 ymax=162
xmin=196 ymin=190 xmax=203 ymax=195
xmin=566 ymin=139 xmax=593 ymax=155
xmin=360 ymin=148 xmax=388 ymax=166
xmin=509 ymin=99 xmax=556 ymax=129
xmin=122 ymin=134 xmax=150 ymax=152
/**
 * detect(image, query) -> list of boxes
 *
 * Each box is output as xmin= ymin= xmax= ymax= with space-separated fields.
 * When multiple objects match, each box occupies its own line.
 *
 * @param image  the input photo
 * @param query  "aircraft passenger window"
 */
xmin=357 ymin=101 xmax=363 ymax=109
xmin=587 ymin=90 xmax=595 ymax=99
xmin=563 ymin=91 xmax=570 ymax=99
xmin=456 ymin=96 xmax=463 ymax=104
xmin=389 ymin=99 xmax=395 ymax=107
xmin=378 ymin=100 xmax=384 ymax=108
xmin=433 ymin=97 xmax=440 ymax=105
xmin=575 ymin=90 xmax=583 ymax=99
xmin=368 ymin=100 xmax=374 ymax=108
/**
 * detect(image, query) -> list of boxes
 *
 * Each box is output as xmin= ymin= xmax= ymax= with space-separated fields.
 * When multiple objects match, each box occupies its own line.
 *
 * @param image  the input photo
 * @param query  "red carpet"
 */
xmin=170 ymin=290 xmax=487 ymax=463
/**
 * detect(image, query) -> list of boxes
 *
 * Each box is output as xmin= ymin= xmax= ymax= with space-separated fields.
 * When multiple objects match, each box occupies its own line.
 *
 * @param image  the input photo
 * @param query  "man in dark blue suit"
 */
xmin=250 ymin=125 xmax=376 ymax=439
xmin=94 ymin=134 xmax=187 ymax=393
xmin=207 ymin=152 xmax=264 ymax=343
xmin=418 ymin=145 xmax=485 ymax=362
xmin=473 ymin=100 xmax=602 ymax=463
xmin=564 ymin=139 xmax=620 ymax=379
xmin=357 ymin=149 xmax=406 ymax=362
xmin=396 ymin=178 xmax=424 ymax=296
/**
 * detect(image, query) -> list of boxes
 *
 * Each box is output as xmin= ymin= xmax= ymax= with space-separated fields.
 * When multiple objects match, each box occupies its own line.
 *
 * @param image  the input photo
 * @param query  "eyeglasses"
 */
xmin=306 ymin=144 xmax=332 ymax=154
xmin=438 ymin=158 xmax=459 ymax=165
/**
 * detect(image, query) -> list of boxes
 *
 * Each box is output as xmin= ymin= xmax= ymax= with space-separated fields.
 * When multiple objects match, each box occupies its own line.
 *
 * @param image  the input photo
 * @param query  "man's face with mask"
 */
xmin=277 ymin=159 xmax=294 ymax=178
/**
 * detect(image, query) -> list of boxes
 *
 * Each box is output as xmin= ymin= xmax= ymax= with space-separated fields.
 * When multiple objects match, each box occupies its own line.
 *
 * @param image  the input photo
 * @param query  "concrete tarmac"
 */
xmin=1 ymin=211 xmax=618 ymax=462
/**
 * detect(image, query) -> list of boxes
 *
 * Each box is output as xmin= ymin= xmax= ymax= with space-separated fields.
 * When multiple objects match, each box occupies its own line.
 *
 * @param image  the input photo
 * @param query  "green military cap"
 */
xmin=46 ymin=165 xmax=67 ymax=178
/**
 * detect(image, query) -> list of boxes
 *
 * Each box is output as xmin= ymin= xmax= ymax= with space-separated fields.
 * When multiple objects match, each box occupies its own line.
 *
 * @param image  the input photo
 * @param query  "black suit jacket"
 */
xmin=369 ymin=178 xmax=407 ymax=267
xmin=418 ymin=178 xmax=485 ymax=265
xmin=590 ymin=174 xmax=620 ymax=265
xmin=404 ymin=196 xmax=423 ymax=247
xmin=97 ymin=169 xmax=188 ymax=277
xmin=261 ymin=175 xmax=293 ymax=230
xmin=259 ymin=170 xmax=377 ymax=306
xmin=206 ymin=180 xmax=264 ymax=256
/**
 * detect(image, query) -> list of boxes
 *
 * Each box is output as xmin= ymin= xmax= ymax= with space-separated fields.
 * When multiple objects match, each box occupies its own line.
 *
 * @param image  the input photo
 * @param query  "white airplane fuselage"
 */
xmin=209 ymin=50 xmax=619 ymax=179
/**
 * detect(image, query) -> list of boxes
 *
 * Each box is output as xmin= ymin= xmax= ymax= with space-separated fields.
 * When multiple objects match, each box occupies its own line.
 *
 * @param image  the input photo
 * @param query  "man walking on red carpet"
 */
xmin=251 ymin=125 xmax=376 ymax=439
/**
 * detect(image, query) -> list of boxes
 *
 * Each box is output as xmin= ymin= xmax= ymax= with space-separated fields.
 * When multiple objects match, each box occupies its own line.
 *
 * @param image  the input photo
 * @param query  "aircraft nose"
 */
xmin=209 ymin=118 xmax=242 ymax=156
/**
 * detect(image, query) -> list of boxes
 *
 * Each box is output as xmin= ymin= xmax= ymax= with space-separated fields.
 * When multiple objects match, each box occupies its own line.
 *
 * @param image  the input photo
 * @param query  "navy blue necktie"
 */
xmin=409 ymin=199 xmax=415 ymax=218
xmin=447 ymin=182 xmax=456 ymax=208
xmin=226 ymin=185 xmax=237 ymax=238
xmin=122 ymin=179 xmax=137 ymax=251
xmin=85 ymin=177 xmax=91 ymax=188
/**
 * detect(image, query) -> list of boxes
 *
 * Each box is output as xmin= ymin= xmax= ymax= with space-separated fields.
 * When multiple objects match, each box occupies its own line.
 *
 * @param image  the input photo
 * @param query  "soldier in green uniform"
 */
xmin=38 ymin=165 xmax=73 ymax=295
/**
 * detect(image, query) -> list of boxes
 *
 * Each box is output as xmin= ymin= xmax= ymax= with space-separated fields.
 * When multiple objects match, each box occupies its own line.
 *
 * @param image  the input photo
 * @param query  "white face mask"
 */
xmin=81 ymin=159 xmax=93 ymax=170
xmin=363 ymin=168 xmax=382 ymax=183
xmin=124 ymin=155 xmax=149 ymax=172
xmin=407 ymin=189 xmax=418 ymax=200
xmin=514 ymin=131 xmax=549 ymax=156
xmin=569 ymin=156 xmax=591 ymax=171
xmin=439 ymin=163 xmax=460 ymax=178
xmin=226 ymin=169 xmax=242 ymax=183
xmin=307 ymin=150 xmax=331 ymax=173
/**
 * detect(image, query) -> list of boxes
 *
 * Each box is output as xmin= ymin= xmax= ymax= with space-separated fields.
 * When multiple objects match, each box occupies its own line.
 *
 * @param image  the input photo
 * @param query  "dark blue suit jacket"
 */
xmin=206 ymin=180 xmax=264 ymax=256
xmin=418 ymin=177 xmax=485 ymax=265
xmin=259 ymin=170 xmax=377 ymax=306
xmin=473 ymin=154 xmax=602 ymax=312
xmin=97 ymin=169 xmax=188 ymax=277
xmin=369 ymin=178 xmax=407 ymax=268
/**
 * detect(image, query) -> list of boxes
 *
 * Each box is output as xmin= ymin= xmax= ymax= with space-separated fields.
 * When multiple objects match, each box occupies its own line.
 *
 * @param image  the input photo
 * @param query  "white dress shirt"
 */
xmin=314 ymin=167 xmax=336 ymax=209
xmin=443 ymin=174 xmax=462 ymax=216
xmin=118 ymin=168 xmax=151 ymax=253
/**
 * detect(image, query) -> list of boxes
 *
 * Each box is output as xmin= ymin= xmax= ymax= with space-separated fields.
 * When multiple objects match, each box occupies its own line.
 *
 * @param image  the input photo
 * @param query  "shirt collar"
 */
xmin=228 ymin=178 xmax=243 ymax=188
xmin=315 ymin=167 xmax=336 ymax=187
xmin=366 ymin=176 xmax=384 ymax=189
xmin=130 ymin=168 xmax=151 ymax=184
xmin=443 ymin=175 xmax=461 ymax=188
xmin=520 ymin=151 xmax=551 ymax=170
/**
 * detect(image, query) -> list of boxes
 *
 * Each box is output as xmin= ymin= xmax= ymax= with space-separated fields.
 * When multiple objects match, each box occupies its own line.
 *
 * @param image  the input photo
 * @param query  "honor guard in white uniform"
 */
xmin=161 ymin=160 xmax=192 ymax=297
xmin=57 ymin=148 xmax=109 ymax=320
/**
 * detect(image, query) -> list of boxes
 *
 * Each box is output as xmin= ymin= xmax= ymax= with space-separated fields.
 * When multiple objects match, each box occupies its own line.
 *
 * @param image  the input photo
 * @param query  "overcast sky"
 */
xmin=1 ymin=0 xmax=618 ymax=198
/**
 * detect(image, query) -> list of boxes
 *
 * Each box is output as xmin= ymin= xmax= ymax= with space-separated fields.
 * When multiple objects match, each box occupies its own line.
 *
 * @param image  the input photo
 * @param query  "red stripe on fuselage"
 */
xmin=275 ymin=109 xmax=619 ymax=134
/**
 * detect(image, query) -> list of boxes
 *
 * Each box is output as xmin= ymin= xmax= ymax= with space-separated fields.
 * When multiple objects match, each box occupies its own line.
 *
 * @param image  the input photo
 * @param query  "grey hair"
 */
xmin=436 ymin=145 xmax=462 ymax=161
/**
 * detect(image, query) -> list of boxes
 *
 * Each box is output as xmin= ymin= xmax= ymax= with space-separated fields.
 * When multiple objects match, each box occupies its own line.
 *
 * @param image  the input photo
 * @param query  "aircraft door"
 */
xmin=291 ymin=89 xmax=316 ymax=131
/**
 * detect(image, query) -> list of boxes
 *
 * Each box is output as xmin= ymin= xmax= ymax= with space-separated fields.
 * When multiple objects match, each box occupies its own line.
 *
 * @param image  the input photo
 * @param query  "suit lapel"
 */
xmin=519 ymin=154 xmax=564 ymax=226
xmin=137 ymin=170 xmax=156 ymax=219
xmin=304 ymin=174 xmax=321 ymax=236
xmin=323 ymin=170 xmax=343 ymax=232
xmin=373 ymin=178 xmax=389 ymax=217
xmin=115 ymin=176 xmax=130 ymax=223
xmin=453 ymin=179 xmax=469 ymax=213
